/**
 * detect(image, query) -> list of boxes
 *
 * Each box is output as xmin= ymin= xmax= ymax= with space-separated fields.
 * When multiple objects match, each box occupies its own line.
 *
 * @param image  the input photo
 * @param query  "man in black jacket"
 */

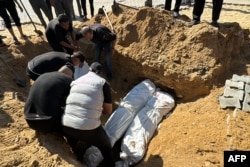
xmin=75 ymin=24 xmax=116 ymax=81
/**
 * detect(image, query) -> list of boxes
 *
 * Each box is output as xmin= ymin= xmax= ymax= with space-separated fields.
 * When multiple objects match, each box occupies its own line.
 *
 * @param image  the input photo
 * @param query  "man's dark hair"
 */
xmin=71 ymin=51 xmax=85 ymax=63
xmin=58 ymin=14 xmax=69 ymax=23
xmin=90 ymin=62 xmax=102 ymax=74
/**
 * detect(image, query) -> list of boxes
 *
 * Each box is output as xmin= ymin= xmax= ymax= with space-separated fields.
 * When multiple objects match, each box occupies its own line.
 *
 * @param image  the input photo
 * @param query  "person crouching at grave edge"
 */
xmin=75 ymin=24 xmax=117 ymax=81
xmin=45 ymin=14 xmax=79 ymax=55
xmin=70 ymin=51 xmax=89 ymax=80
xmin=62 ymin=62 xmax=115 ymax=166
xmin=24 ymin=63 xmax=74 ymax=133
xmin=26 ymin=51 xmax=72 ymax=81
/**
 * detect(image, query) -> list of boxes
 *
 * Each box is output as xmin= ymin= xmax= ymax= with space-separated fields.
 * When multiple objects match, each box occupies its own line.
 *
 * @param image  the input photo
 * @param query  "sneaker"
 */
xmin=188 ymin=20 xmax=200 ymax=27
xmin=210 ymin=21 xmax=220 ymax=28
xmin=173 ymin=12 xmax=180 ymax=18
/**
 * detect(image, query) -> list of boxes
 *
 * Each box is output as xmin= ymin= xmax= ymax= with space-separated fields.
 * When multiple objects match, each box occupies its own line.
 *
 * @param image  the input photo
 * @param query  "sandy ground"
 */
xmin=0 ymin=2 xmax=250 ymax=167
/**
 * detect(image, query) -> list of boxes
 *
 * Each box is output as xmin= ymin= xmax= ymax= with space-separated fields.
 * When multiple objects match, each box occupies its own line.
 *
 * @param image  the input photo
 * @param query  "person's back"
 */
xmin=62 ymin=62 xmax=115 ymax=166
xmin=24 ymin=65 xmax=74 ymax=133
xmin=63 ymin=71 xmax=106 ymax=130
xmin=27 ymin=51 xmax=71 ymax=80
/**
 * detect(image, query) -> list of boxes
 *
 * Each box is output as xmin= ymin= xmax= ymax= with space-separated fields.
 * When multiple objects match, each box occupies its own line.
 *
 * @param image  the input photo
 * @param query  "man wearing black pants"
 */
xmin=81 ymin=0 xmax=94 ymax=20
xmin=165 ymin=0 xmax=182 ymax=18
xmin=62 ymin=62 xmax=115 ymax=166
xmin=188 ymin=0 xmax=224 ymax=27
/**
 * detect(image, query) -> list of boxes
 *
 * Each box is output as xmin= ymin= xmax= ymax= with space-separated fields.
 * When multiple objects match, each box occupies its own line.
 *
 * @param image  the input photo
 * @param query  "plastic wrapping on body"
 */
xmin=83 ymin=79 xmax=156 ymax=166
xmin=104 ymin=79 xmax=156 ymax=147
xmin=119 ymin=90 xmax=175 ymax=166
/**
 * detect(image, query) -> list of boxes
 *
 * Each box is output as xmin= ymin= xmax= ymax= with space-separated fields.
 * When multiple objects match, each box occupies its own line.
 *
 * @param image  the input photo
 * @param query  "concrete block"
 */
xmin=223 ymin=87 xmax=244 ymax=101
xmin=245 ymin=84 xmax=250 ymax=93
xmin=225 ymin=80 xmax=244 ymax=90
xmin=219 ymin=96 xmax=241 ymax=109
xmin=232 ymin=74 xmax=250 ymax=84
xmin=242 ymin=93 xmax=250 ymax=111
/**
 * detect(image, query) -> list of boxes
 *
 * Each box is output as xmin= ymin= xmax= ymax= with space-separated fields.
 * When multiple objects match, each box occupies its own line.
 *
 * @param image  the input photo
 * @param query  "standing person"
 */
xmin=50 ymin=0 xmax=74 ymax=24
xmin=188 ymin=0 xmax=224 ymax=27
xmin=76 ymin=24 xmax=116 ymax=81
xmin=24 ymin=64 xmax=74 ymax=133
xmin=62 ymin=62 xmax=115 ymax=166
xmin=26 ymin=51 xmax=72 ymax=81
xmin=72 ymin=0 xmax=83 ymax=19
xmin=45 ymin=14 xmax=78 ymax=55
xmin=46 ymin=0 xmax=54 ymax=18
xmin=165 ymin=0 xmax=182 ymax=18
xmin=81 ymin=0 xmax=94 ymax=20
xmin=0 ymin=0 xmax=26 ymax=44
xmin=70 ymin=51 xmax=89 ymax=80
xmin=28 ymin=0 xmax=53 ymax=29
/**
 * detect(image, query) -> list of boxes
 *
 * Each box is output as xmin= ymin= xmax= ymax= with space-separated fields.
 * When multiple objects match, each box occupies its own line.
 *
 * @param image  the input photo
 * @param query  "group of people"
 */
xmin=165 ymin=0 xmax=224 ymax=27
xmin=45 ymin=13 xmax=116 ymax=80
xmin=1 ymin=0 xmax=225 ymax=165
xmin=0 ymin=0 xmax=27 ymax=44
xmin=28 ymin=0 xmax=94 ymax=28
xmin=0 ymin=0 xmax=95 ymax=44
xmin=24 ymin=50 xmax=115 ymax=166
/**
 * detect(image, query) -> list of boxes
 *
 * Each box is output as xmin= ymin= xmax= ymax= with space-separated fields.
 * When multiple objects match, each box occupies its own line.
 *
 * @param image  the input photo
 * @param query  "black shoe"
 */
xmin=188 ymin=20 xmax=200 ymax=27
xmin=210 ymin=21 xmax=220 ymax=28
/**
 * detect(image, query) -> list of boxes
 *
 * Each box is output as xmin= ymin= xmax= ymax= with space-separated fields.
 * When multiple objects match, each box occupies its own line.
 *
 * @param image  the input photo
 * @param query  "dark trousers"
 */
xmin=63 ymin=125 xmax=115 ymax=167
xmin=193 ymin=0 xmax=223 ymax=21
xmin=26 ymin=110 xmax=63 ymax=133
xmin=165 ymin=0 xmax=182 ymax=12
xmin=46 ymin=0 xmax=53 ymax=17
xmin=26 ymin=67 xmax=40 ymax=81
xmin=81 ymin=0 xmax=94 ymax=17
xmin=29 ymin=0 xmax=53 ymax=28
xmin=0 ymin=0 xmax=21 ymax=29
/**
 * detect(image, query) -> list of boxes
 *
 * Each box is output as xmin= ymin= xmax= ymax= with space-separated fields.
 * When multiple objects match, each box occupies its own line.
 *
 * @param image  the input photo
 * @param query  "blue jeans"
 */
xmin=94 ymin=41 xmax=112 ymax=77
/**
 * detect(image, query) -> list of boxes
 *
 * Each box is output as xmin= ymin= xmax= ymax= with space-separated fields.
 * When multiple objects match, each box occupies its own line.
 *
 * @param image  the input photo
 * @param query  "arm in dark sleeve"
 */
xmin=103 ymin=82 xmax=112 ymax=103
xmin=55 ymin=26 xmax=65 ymax=42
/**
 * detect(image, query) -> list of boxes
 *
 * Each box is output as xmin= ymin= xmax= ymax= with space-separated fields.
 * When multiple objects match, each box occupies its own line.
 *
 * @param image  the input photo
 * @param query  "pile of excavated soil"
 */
xmin=0 ymin=3 xmax=250 ymax=167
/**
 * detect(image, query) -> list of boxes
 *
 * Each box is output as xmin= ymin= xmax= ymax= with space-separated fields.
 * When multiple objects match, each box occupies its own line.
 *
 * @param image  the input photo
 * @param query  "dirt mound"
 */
xmin=76 ymin=6 xmax=249 ymax=101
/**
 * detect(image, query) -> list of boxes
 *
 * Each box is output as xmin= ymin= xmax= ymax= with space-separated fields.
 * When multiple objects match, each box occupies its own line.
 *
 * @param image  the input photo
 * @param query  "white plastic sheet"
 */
xmin=104 ymin=79 xmax=156 ymax=147
xmin=118 ymin=90 xmax=175 ymax=166
xmin=83 ymin=79 xmax=156 ymax=166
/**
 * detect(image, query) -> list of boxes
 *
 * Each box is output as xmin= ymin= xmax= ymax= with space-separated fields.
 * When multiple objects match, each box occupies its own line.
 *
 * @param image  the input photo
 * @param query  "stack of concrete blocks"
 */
xmin=219 ymin=74 xmax=250 ymax=111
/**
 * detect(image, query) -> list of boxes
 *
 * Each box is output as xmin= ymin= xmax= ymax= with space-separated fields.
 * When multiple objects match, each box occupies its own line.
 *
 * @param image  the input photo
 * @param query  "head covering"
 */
xmin=58 ymin=14 xmax=69 ymax=23
xmin=71 ymin=51 xmax=85 ymax=62
xmin=65 ymin=62 xmax=75 ymax=74
xmin=90 ymin=62 xmax=102 ymax=74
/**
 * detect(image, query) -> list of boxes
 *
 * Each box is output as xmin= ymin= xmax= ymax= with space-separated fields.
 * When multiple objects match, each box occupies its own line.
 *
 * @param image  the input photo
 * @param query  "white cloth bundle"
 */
xmin=83 ymin=79 xmax=156 ymax=166
xmin=117 ymin=90 xmax=175 ymax=166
